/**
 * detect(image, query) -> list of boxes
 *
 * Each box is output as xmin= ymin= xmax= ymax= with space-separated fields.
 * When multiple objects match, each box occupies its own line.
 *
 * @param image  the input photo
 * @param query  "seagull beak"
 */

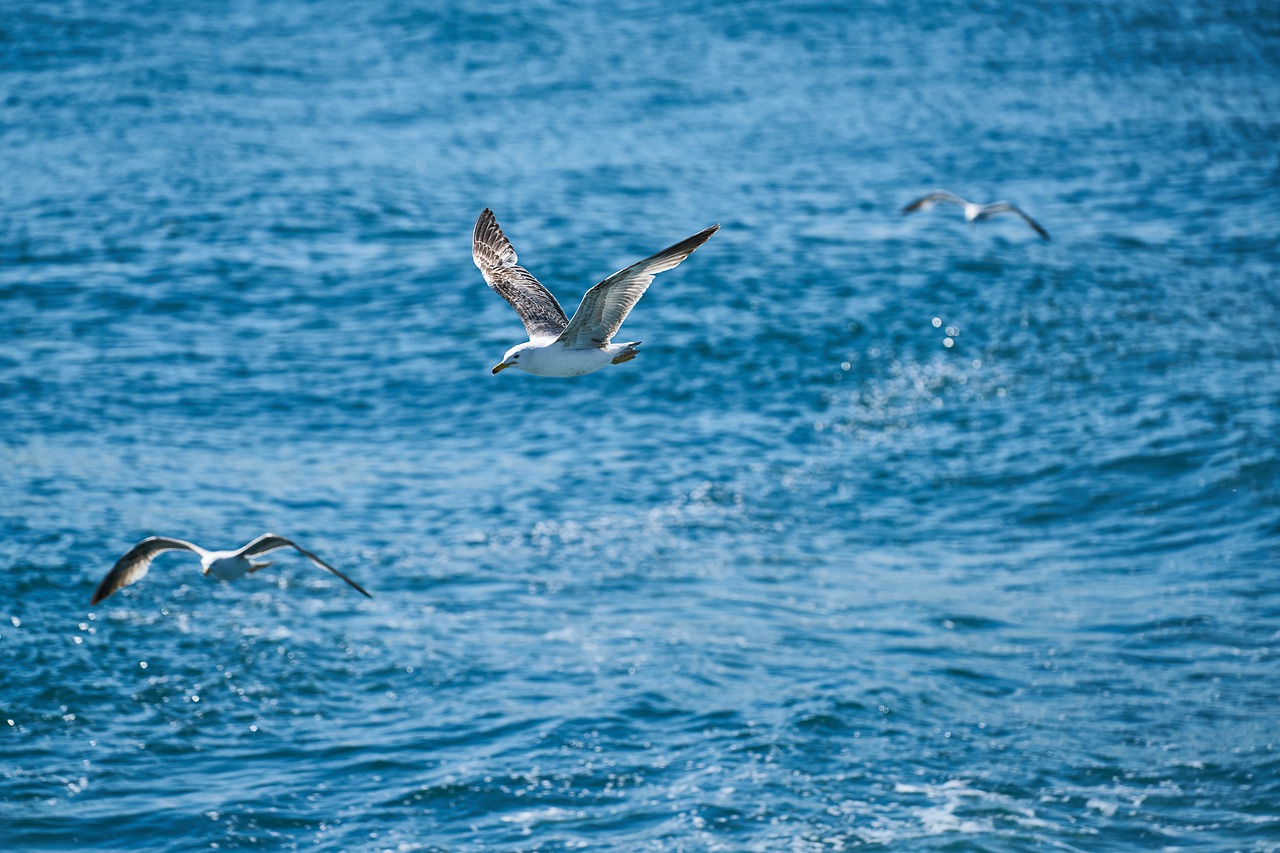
xmin=492 ymin=361 xmax=514 ymax=374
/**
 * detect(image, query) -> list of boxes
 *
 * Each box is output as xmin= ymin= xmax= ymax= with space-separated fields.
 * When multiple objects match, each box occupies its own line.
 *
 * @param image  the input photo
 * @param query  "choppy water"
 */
xmin=3 ymin=1 xmax=1279 ymax=849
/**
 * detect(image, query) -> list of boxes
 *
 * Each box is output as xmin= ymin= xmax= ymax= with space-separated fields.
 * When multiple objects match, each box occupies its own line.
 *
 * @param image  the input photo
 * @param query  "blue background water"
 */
xmin=3 ymin=1 xmax=1279 ymax=849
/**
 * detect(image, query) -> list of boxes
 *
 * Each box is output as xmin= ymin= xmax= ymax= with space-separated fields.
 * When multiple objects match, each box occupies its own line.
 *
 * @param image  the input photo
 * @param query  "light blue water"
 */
xmin=3 ymin=1 xmax=1279 ymax=849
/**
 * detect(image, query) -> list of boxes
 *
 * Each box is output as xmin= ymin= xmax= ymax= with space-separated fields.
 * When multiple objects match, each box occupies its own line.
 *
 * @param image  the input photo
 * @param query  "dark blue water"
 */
xmin=4 ymin=1 xmax=1279 ymax=849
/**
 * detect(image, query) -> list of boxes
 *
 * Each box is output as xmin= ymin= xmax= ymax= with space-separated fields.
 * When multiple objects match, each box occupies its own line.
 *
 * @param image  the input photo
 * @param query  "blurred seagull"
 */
xmin=901 ymin=190 xmax=1050 ymax=241
xmin=473 ymin=208 xmax=719 ymax=377
xmin=90 ymin=533 xmax=373 ymax=605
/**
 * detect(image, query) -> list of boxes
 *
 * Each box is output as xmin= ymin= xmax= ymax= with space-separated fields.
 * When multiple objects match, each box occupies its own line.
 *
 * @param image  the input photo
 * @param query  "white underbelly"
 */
xmin=524 ymin=346 xmax=615 ymax=377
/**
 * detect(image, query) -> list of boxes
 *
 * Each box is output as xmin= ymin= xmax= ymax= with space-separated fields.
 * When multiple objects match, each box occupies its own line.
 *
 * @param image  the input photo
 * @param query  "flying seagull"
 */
xmin=901 ymin=190 xmax=1050 ymax=241
xmin=473 ymin=208 xmax=719 ymax=377
xmin=90 ymin=533 xmax=372 ymax=605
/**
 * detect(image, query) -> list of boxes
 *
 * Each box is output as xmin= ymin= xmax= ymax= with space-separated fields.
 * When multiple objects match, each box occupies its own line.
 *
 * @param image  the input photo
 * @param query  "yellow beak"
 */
xmin=492 ymin=361 xmax=514 ymax=374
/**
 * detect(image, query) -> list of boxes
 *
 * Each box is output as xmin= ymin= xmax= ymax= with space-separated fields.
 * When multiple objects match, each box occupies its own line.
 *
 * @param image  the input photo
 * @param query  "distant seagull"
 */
xmin=90 ymin=533 xmax=372 ymax=605
xmin=901 ymin=190 xmax=1050 ymax=241
xmin=473 ymin=208 xmax=719 ymax=377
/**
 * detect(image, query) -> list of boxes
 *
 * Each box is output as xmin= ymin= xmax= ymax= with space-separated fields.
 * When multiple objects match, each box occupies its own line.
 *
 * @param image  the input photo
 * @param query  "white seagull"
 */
xmin=901 ymin=190 xmax=1050 ymax=241
xmin=473 ymin=208 xmax=719 ymax=377
xmin=90 ymin=533 xmax=373 ymax=605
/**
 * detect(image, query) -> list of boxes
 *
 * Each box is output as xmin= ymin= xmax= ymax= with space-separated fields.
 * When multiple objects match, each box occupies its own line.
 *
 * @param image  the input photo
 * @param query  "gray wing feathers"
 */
xmin=473 ymin=209 xmax=569 ymax=339
xmin=557 ymin=224 xmax=720 ymax=348
xmin=241 ymin=533 xmax=373 ymax=599
xmin=985 ymin=202 xmax=1051 ymax=241
xmin=90 ymin=536 xmax=201 ymax=605
xmin=902 ymin=190 xmax=968 ymax=213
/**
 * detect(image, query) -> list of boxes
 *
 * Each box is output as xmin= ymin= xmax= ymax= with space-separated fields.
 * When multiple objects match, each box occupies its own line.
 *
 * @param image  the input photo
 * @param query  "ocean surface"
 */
xmin=3 ymin=1 xmax=1279 ymax=849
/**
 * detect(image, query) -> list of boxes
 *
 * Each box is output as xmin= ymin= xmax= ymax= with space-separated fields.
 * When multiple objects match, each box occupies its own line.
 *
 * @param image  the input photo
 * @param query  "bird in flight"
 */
xmin=90 ymin=533 xmax=372 ymax=605
xmin=901 ymin=190 xmax=1050 ymax=241
xmin=473 ymin=208 xmax=719 ymax=377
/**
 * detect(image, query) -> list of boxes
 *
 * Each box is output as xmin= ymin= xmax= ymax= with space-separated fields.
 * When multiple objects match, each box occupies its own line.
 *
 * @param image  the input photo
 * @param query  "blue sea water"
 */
xmin=3 ymin=0 xmax=1279 ymax=849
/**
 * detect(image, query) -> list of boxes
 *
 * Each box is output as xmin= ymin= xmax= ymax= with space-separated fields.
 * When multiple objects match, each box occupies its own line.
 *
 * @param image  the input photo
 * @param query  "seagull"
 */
xmin=90 ymin=533 xmax=373 ymax=605
xmin=473 ymin=208 xmax=719 ymax=377
xmin=901 ymin=190 xmax=1050 ymax=241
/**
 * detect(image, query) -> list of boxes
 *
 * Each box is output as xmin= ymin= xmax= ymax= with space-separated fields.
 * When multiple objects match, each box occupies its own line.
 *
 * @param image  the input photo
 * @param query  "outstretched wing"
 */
xmin=901 ymin=190 xmax=969 ymax=214
xmin=91 ymin=536 xmax=202 ymax=605
xmin=240 ymin=534 xmax=373 ymax=599
xmin=556 ymin=224 xmax=719 ymax=349
xmin=984 ymin=202 xmax=1051 ymax=241
xmin=472 ymin=209 xmax=569 ymax=340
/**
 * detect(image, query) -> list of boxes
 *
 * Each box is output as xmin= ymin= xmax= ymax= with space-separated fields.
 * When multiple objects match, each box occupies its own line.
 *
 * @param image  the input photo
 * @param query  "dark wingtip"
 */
xmin=689 ymin=223 xmax=720 ymax=248
xmin=474 ymin=208 xmax=495 ymax=240
xmin=345 ymin=575 xmax=374 ymax=599
xmin=684 ymin=223 xmax=719 ymax=245
xmin=89 ymin=583 xmax=110 ymax=606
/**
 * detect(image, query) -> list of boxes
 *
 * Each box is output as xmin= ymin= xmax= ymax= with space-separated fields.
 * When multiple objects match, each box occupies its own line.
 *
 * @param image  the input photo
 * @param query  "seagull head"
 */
xmin=492 ymin=342 xmax=532 ymax=375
